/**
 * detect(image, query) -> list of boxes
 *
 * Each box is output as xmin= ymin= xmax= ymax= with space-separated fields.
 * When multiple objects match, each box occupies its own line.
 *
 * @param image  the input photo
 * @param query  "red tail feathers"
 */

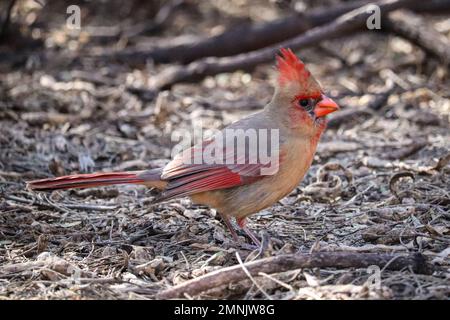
xmin=27 ymin=170 xmax=163 ymax=191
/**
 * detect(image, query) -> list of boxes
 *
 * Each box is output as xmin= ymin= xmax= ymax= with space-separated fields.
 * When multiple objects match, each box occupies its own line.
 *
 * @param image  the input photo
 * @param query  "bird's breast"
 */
xmin=192 ymin=136 xmax=318 ymax=218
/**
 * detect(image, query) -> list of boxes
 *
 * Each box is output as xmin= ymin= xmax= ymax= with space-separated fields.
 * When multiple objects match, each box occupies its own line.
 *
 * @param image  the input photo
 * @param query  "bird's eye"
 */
xmin=299 ymin=99 xmax=309 ymax=108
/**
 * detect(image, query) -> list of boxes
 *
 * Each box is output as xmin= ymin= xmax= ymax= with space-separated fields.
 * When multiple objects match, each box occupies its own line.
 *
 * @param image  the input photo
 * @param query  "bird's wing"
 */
xmin=159 ymin=135 xmax=284 ymax=200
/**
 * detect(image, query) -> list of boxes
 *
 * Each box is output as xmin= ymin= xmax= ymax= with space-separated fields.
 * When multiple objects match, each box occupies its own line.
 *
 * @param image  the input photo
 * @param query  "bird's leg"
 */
xmin=218 ymin=213 xmax=263 ymax=251
xmin=236 ymin=217 xmax=261 ymax=247
xmin=217 ymin=212 xmax=239 ymax=242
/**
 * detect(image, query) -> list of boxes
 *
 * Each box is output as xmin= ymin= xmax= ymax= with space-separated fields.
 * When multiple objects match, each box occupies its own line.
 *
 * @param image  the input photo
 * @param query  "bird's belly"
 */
xmin=191 ymin=140 xmax=315 ymax=218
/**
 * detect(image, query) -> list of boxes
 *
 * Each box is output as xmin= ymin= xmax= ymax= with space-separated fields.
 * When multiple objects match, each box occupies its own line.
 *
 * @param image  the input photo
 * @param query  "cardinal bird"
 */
xmin=27 ymin=48 xmax=339 ymax=245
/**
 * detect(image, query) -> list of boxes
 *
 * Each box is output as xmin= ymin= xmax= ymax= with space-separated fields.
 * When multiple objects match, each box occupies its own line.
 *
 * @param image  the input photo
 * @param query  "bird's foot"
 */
xmin=241 ymin=225 xmax=261 ymax=247
xmin=236 ymin=217 xmax=260 ymax=246
xmin=218 ymin=213 xmax=269 ymax=253
xmin=236 ymin=217 xmax=270 ymax=257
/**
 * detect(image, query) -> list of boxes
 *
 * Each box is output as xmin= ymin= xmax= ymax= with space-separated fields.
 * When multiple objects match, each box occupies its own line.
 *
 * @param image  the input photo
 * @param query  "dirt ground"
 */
xmin=0 ymin=0 xmax=449 ymax=299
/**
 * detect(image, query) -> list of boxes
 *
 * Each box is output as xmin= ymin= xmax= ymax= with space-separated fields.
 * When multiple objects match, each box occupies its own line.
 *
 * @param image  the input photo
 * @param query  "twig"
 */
xmin=341 ymin=183 xmax=375 ymax=208
xmin=235 ymin=252 xmax=272 ymax=300
xmin=101 ymin=0 xmax=450 ymax=65
xmin=103 ymin=0 xmax=371 ymax=64
xmin=151 ymin=0 xmax=422 ymax=90
xmin=157 ymin=251 xmax=433 ymax=299
xmin=323 ymin=243 xmax=415 ymax=252
xmin=5 ymin=194 xmax=117 ymax=212
xmin=61 ymin=277 xmax=119 ymax=284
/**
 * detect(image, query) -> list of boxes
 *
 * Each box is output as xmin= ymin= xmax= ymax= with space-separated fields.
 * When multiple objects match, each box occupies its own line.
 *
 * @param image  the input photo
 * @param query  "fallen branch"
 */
xmin=105 ymin=0 xmax=371 ymax=64
xmin=103 ymin=0 xmax=450 ymax=65
xmin=151 ymin=0 xmax=423 ymax=90
xmin=157 ymin=251 xmax=433 ymax=299
xmin=384 ymin=9 xmax=450 ymax=65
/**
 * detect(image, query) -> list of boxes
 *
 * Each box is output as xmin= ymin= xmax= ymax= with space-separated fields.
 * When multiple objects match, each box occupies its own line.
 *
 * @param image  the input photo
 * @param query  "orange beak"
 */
xmin=314 ymin=95 xmax=339 ymax=118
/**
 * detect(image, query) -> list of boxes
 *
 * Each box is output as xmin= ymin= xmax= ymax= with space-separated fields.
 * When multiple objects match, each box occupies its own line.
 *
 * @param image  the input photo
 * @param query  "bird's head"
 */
xmin=270 ymin=48 xmax=339 ymax=136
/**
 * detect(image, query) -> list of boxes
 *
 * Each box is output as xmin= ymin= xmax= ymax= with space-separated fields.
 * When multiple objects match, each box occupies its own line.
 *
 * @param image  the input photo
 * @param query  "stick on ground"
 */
xmin=157 ymin=251 xmax=433 ymax=299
